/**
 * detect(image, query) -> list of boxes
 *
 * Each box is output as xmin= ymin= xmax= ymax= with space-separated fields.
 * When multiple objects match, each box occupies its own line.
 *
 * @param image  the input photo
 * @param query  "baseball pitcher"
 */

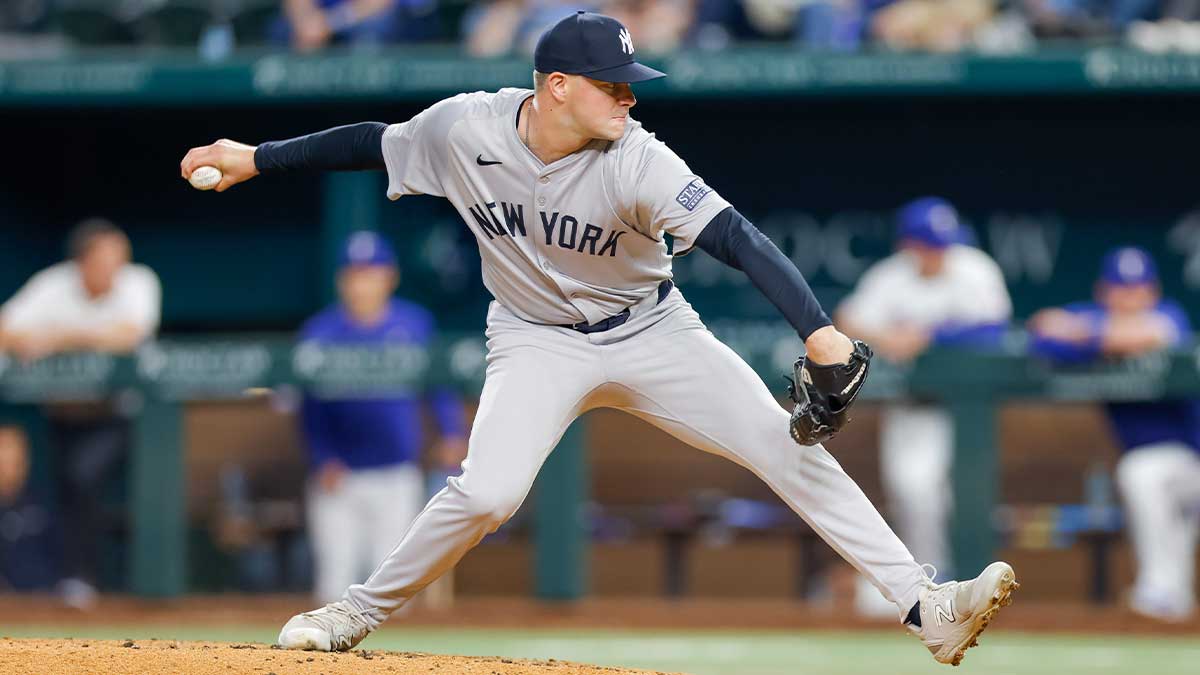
xmin=180 ymin=12 xmax=1017 ymax=665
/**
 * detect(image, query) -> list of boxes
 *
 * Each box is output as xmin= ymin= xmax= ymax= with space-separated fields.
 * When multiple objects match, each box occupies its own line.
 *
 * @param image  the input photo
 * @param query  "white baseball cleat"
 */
xmin=277 ymin=600 xmax=373 ymax=652
xmin=907 ymin=561 xmax=1019 ymax=666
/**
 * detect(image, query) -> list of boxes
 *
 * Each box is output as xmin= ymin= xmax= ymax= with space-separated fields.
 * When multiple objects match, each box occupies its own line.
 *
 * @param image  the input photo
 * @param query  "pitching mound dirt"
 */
xmin=0 ymin=639 xmax=683 ymax=675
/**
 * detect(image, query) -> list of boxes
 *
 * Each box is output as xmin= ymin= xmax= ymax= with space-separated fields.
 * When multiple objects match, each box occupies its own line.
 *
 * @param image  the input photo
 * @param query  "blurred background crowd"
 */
xmin=7 ymin=0 xmax=1200 ymax=57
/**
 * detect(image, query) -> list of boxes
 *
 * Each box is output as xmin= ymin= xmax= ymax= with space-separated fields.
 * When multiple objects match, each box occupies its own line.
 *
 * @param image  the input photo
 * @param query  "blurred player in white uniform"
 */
xmin=837 ymin=198 xmax=1012 ymax=615
xmin=0 ymin=219 xmax=161 ymax=609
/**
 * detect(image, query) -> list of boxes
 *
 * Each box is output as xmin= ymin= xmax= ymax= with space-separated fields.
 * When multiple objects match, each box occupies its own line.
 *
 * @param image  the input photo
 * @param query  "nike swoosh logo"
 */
xmin=476 ymin=154 xmax=502 ymax=166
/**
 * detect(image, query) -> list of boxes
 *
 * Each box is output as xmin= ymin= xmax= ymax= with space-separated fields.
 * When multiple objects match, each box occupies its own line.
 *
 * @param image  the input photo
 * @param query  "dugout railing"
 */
xmin=0 ymin=337 xmax=1192 ymax=599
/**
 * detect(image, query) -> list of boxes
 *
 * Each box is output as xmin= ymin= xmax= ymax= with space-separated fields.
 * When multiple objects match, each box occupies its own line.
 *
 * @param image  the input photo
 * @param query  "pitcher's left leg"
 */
xmin=609 ymin=325 xmax=927 ymax=615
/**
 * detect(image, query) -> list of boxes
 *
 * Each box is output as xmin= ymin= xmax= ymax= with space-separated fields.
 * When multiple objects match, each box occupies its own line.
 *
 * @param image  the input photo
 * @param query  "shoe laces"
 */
xmin=302 ymin=603 xmax=371 ymax=642
xmin=920 ymin=563 xmax=945 ymax=588
xmin=920 ymin=563 xmax=964 ymax=603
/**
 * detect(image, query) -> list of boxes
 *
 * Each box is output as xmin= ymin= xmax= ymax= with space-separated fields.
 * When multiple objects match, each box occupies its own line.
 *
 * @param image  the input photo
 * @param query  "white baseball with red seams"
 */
xmin=188 ymin=165 xmax=222 ymax=190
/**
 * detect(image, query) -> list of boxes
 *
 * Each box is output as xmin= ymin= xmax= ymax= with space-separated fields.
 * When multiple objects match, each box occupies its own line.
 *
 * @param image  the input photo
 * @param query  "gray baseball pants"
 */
xmin=345 ymin=287 xmax=927 ymax=625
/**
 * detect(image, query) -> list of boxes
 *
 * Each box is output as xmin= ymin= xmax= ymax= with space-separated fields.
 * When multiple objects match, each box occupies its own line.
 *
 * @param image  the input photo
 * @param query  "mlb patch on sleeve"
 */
xmin=675 ymin=178 xmax=712 ymax=211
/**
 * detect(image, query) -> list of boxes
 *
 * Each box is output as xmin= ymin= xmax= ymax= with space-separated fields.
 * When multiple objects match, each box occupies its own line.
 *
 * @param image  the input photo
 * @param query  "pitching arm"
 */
xmin=179 ymin=121 xmax=387 ymax=192
xmin=255 ymin=122 xmax=388 ymax=173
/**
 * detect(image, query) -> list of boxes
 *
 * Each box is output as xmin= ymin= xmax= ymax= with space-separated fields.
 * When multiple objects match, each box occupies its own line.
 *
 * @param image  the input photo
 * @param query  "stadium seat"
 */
xmin=131 ymin=0 xmax=213 ymax=48
xmin=229 ymin=0 xmax=281 ymax=46
xmin=51 ymin=0 xmax=137 ymax=46
xmin=438 ymin=0 xmax=474 ymax=43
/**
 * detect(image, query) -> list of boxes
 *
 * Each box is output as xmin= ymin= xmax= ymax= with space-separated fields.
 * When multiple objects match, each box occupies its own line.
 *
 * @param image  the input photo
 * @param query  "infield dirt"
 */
xmin=0 ymin=639 xmax=683 ymax=675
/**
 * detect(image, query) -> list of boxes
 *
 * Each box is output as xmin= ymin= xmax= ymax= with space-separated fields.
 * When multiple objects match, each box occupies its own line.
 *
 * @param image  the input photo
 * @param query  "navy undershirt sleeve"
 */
xmin=254 ymin=122 xmax=387 ymax=173
xmin=693 ymin=206 xmax=832 ymax=339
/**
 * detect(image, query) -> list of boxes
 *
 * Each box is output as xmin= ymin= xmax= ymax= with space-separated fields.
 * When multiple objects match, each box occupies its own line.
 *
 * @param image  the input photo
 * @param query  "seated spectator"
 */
xmin=0 ymin=426 xmax=58 ymax=591
xmin=0 ymin=218 xmax=161 ymax=608
xmin=275 ymin=0 xmax=441 ymax=52
xmin=465 ymin=1 xmax=594 ymax=58
xmin=299 ymin=231 xmax=467 ymax=604
xmin=603 ymin=0 xmax=695 ymax=54
xmin=465 ymin=0 xmax=690 ymax=57
xmin=688 ymin=0 xmax=760 ymax=50
xmin=1127 ymin=1 xmax=1200 ymax=52
xmin=0 ymin=0 xmax=49 ymax=34
xmin=692 ymin=0 xmax=842 ymax=50
xmin=836 ymin=197 xmax=1011 ymax=617
xmin=871 ymin=0 xmax=997 ymax=52
xmin=1022 ymin=0 xmax=1153 ymax=40
xmin=1028 ymin=246 xmax=1200 ymax=622
xmin=794 ymin=0 xmax=874 ymax=51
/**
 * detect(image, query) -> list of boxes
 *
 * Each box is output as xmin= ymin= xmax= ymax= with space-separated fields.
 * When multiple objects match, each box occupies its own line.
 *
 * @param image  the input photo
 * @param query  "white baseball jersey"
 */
xmin=838 ymin=245 xmax=1012 ymax=331
xmin=381 ymin=88 xmax=731 ymax=326
xmin=0 ymin=261 xmax=161 ymax=336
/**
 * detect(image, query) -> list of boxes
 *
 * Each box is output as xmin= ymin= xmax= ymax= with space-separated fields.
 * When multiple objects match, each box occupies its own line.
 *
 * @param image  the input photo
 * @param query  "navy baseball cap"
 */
xmin=534 ymin=11 xmax=666 ymax=83
xmin=340 ymin=231 xmax=396 ymax=268
xmin=897 ymin=197 xmax=966 ymax=248
xmin=1099 ymin=246 xmax=1158 ymax=286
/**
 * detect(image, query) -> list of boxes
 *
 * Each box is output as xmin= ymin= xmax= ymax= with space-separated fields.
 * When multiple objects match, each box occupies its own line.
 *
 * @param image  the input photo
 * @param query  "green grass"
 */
xmin=2 ymin=625 xmax=1196 ymax=675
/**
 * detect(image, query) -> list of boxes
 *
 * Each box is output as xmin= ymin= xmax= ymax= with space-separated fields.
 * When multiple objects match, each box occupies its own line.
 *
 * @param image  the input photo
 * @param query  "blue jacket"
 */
xmin=299 ymin=299 xmax=465 ymax=470
xmin=1028 ymin=300 xmax=1199 ymax=453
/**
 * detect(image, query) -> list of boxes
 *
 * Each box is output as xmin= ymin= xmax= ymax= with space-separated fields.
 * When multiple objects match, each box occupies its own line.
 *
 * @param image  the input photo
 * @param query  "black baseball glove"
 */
xmin=786 ymin=339 xmax=873 ymax=446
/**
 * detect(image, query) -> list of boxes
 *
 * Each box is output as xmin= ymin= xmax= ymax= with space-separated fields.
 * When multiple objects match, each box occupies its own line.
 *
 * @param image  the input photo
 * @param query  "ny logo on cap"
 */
xmin=618 ymin=28 xmax=634 ymax=55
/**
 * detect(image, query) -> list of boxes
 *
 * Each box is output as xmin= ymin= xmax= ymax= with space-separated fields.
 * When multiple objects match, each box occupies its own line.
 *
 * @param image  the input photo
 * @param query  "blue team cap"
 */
xmin=897 ymin=197 xmax=964 ymax=248
xmin=339 ymin=231 xmax=396 ymax=268
xmin=534 ymin=11 xmax=666 ymax=83
xmin=1100 ymin=246 xmax=1158 ymax=286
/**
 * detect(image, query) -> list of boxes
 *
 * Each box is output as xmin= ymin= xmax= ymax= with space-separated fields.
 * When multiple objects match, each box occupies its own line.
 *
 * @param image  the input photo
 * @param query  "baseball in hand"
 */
xmin=188 ymin=165 xmax=222 ymax=191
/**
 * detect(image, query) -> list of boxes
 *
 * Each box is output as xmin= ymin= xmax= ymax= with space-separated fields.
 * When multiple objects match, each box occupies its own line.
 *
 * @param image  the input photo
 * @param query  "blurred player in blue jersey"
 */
xmin=299 ymin=231 xmax=467 ymax=603
xmin=1029 ymin=246 xmax=1200 ymax=622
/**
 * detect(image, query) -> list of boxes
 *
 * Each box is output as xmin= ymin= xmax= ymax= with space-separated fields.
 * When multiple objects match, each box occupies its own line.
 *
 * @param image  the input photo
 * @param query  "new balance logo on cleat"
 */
xmin=934 ymin=599 xmax=956 ymax=627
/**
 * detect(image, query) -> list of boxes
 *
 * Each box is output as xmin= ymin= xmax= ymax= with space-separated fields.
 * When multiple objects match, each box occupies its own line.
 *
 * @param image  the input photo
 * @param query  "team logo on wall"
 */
xmin=619 ymin=28 xmax=634 ymax=55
